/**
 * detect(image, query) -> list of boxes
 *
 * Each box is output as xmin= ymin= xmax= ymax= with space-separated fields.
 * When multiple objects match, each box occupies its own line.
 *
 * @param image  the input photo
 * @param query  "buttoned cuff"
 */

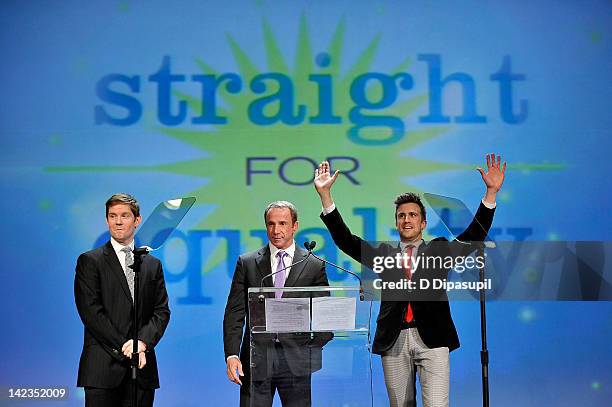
xmin=481 ymin=199 xmax=496 ymax=209
xmin=322 ymin=203 xmax=336 ymax=215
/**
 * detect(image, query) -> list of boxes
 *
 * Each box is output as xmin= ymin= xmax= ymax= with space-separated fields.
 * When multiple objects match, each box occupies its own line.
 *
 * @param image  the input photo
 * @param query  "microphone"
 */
xmin=306 ymin=241 xmax=365 ymax=301
xmin=127 ymin=247 xmax=151 ymax=272
xmin=304 ymin=240 xmax=316 ymax=252
xmin=258 ymin=246 xmax=313 ymax=302
xmin=133 ymin=247 xmax=151 ymax=255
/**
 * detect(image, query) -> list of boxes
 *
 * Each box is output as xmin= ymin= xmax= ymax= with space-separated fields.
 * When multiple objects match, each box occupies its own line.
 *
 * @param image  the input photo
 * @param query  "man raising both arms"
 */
xmin=313 ymin=154 xmax=506 ymax=407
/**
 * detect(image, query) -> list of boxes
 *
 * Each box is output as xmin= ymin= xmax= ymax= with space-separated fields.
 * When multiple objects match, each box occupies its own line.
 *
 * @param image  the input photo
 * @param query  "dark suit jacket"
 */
xmin=321 ymin=202 xmax=494 ymax=355
xmin=74 ymin=241 xmax=171 ymax=389
xmin=223 ymin=245 xmax=330 ymax=380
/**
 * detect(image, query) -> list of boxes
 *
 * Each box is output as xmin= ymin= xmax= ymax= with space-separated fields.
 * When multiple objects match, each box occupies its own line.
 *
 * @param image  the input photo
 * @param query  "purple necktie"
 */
xmin=274 ymin=250 xmax=288 ymax=299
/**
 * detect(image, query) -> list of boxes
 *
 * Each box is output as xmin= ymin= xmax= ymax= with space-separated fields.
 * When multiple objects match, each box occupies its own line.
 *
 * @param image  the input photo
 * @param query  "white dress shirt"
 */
xmin=269 ymin=241 xmax=296 ymax=284
xmin=110 ymin=237 xmax=135 ymax=272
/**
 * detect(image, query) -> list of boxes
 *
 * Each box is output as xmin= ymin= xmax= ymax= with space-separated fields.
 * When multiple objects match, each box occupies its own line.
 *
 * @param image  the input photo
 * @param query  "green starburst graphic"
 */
xmin=162 ymin=19 xmax=456 ymax=218
xmin=49 ymin=16 xmax=561 ymax=274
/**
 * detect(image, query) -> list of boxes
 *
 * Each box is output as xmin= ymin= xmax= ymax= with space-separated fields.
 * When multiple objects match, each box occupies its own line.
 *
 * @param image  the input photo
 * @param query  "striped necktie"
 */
xmin=121 ymin=247 xmax=135 ymax=301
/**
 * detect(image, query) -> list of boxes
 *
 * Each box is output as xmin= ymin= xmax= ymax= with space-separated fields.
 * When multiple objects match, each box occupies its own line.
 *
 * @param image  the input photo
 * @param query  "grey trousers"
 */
xmin=381 ymin=328 xmax=450 ymax=407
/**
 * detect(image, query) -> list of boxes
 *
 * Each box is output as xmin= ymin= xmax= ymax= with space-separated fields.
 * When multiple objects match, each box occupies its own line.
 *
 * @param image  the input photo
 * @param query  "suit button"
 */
xmin=113 ymin=349 xmax=119 ymax=354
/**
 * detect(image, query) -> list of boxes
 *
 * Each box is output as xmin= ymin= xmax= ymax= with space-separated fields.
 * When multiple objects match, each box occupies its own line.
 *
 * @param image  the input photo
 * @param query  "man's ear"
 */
xmin=135 ymin=215 xmax=142 ymax=227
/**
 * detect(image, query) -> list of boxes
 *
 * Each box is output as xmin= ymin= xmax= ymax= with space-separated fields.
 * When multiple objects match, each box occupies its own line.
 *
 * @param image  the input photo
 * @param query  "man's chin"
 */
xmin=111 ymin=234 xmax=130 ymax=244
xmin=400 ymin=234 xmax=419 ymax=242
xmin=271 ymin=241 xmax=289 ymax=250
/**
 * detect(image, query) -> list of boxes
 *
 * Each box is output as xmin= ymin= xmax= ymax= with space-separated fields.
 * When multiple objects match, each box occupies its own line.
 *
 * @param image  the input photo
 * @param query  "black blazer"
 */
xmin=223 ymin=245 xmax=330 ymax=379
xmin=74 ymin=241 xmax=171 ymax=389
xmin=321 ymin=202 xmax=495 ymax=355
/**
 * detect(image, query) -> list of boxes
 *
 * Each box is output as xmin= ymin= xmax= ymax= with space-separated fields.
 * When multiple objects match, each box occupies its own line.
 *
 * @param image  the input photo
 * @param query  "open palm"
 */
xmin=314 ymin=161 xmax=339 ymax=193
xmin=477 ymin=154 xmax=506 ymax=192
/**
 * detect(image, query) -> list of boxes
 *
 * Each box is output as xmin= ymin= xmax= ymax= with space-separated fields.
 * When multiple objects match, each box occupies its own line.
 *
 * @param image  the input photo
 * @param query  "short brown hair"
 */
xmin=105 ymin=193 xmax=140 ymax=218
xmin=394 ymin=192 xmax=426 ymax=221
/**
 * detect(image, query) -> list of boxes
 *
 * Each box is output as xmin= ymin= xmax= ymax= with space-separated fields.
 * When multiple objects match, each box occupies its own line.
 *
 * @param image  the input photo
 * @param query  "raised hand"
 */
xmin=477 ymin=153 xmax=506 ymax=192
xmin=314 ymin=161 xmax=339 ymax=194
xmin=314 ymin=161 xmax=339 ymax=209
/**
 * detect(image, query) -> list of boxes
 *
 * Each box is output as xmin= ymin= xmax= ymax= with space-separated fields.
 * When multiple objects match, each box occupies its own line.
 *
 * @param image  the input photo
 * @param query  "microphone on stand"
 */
xmin=304 ymin=240 xmax=316 ymax=252
xmin=258 ymin=247 xmax=313 ymax=302
xmin=305 ymin=241 xmax=365 ymax=301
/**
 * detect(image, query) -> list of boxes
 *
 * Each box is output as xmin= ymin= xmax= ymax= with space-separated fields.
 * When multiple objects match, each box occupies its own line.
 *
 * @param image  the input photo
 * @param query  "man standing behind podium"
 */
xmin=223 ymin=201 xmax=329 ymax=407
xmin=314 ymin=155 xmax=506 ymax=407
xmin=74 ymin=193 xmax=170 ymax=407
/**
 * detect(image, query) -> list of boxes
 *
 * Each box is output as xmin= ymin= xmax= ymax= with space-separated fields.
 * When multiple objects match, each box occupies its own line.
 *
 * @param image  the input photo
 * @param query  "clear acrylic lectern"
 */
xmin=247 ymin=286 xmax=374 ymax=406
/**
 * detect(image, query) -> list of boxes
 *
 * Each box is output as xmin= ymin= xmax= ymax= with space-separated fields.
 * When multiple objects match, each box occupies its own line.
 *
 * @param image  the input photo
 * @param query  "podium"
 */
xmin=247 ymin=286 xmax=374 ymax=406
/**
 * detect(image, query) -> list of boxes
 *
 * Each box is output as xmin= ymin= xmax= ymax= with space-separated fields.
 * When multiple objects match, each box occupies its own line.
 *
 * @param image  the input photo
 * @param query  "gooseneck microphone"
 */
xmin=304 ymin=240 xmax=316 ymax=251
xmin=258 ymin=245 xmax=313 ymax=302
xmin=304 ymin=241 xmax=365 ymax=301
xmin=258 ymin=241 xmax=365 ymax=301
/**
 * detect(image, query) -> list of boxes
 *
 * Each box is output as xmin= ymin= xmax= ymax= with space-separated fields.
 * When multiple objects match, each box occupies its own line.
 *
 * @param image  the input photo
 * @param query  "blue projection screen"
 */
xmin=0 ymin=1 xmax=610 ymax=406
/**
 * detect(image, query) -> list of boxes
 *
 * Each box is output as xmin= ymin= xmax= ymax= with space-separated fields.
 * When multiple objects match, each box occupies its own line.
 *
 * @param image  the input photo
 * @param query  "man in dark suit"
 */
xmin=223 ymin=201 xmax=330 ymax=407
xmin=74 ymin=193 xmax=171 ymax=407
xmin=313 ymin=154 xmax=506 ymax=407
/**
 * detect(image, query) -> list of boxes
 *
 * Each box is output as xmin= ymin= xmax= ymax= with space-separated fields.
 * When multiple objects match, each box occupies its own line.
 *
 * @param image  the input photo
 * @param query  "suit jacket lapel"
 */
xmin=417 ymin=240 xmax=428 ymax=255
xmin=255 ymin=246 xmax=273 ymax=288
xmin=102 ymin=241 xmax=133 ymax=301
xmin=283 ymin=247 xmax=308 ymax=288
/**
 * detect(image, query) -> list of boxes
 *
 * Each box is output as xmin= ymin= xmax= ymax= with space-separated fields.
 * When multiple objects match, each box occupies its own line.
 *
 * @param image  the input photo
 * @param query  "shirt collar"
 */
xmin=269 ymin=241 xmax=296 ymax=260
xmin=110 ymin=237 xmax=134 ymax=255
xmin=399 ymin=239 xmax=424 ymax=252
